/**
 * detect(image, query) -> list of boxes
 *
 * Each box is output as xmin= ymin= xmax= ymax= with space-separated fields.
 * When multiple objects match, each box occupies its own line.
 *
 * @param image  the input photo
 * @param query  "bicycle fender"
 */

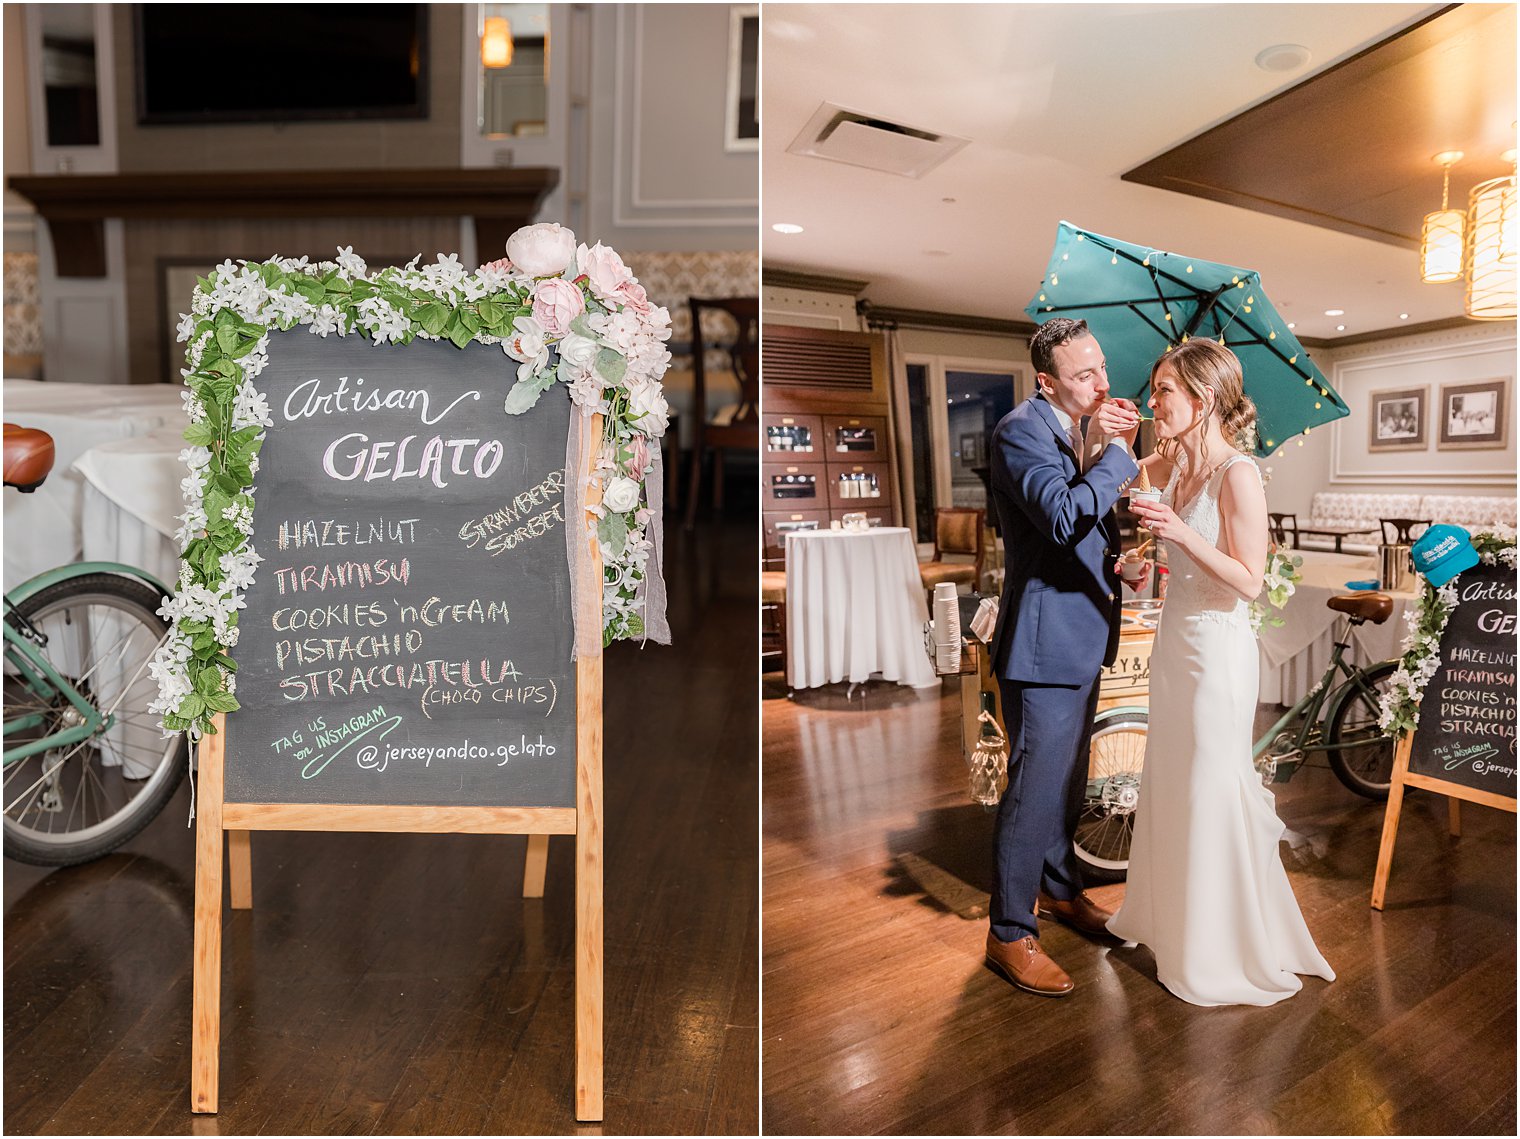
xmin=7 ymin=561 xmax=174 ymax=606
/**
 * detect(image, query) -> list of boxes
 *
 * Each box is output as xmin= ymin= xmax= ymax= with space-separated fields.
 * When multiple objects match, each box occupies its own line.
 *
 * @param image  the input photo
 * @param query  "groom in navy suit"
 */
xmin=984 ymin=317 xmax=1141 ymax=997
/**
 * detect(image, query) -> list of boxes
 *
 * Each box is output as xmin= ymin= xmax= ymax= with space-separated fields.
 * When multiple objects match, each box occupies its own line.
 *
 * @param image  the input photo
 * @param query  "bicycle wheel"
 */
xmin=1324 ymin=659 xmax=1399 ymax=800
xmin=4 ymin=573 xmax=187 ymax=865
xmin=1073 ymin=708 xmax=1148 ymax=883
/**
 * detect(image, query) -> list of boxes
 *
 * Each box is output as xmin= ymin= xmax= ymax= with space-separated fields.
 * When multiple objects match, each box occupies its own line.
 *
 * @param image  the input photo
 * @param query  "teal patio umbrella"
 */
xmin=1024 ymin=221 xmax=1348 ymax=456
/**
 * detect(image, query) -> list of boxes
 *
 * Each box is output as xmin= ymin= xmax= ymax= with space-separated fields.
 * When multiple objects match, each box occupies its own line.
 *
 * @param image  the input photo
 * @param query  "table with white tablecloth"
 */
xmin=73 ymin=426 xmax=185 ymax=589
xmin=1256 ymin=550 xmax=1418 ymax=705
xmin=3 ymin=379 xmax=184 ymax=589
xmin=786 ymin=526 xmax=938 ymax=691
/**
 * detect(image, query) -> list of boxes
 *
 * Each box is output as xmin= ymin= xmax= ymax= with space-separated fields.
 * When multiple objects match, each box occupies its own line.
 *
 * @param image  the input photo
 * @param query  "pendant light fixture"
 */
xmin=1420 ymin=151 xmax=1466 ymax=284
xmin=1464 ymin=150 xmax=1517 ymax=320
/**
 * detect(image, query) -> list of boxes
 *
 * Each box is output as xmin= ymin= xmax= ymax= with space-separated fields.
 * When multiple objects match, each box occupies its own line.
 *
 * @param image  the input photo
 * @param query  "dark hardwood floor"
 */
xmin=5 ymin=505 xmax=758 ymax=1136
xmin=761 ymin=676 xmax=1517 ymax=1135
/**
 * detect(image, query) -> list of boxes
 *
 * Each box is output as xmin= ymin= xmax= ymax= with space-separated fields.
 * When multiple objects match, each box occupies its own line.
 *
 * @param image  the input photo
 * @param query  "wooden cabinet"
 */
xmin=761 ymin=326 xmax=899 ymax=530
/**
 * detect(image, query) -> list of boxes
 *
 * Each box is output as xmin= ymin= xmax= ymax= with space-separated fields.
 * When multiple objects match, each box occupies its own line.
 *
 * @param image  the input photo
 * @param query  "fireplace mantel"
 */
xmin=8 ymin=167 xmax=559 ymax=278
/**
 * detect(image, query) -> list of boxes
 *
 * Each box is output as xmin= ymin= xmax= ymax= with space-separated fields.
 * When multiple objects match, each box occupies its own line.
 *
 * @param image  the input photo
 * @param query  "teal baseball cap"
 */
xmin=1410 ymin=524 xmax=1481 ymax=587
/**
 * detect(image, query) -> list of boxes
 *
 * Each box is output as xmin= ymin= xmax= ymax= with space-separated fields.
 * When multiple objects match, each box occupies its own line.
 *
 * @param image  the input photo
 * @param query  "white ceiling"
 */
xmin=761 ymin=3 xmax=1511 ymax=342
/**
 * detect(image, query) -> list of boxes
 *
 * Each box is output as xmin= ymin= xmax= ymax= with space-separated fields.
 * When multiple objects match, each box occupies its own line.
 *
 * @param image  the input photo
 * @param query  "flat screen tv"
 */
xmin=134 ymin=4 xmax=428 ymax=124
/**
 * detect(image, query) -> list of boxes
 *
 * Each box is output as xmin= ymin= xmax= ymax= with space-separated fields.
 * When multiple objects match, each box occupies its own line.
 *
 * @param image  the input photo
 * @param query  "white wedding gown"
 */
xmin=1106 ymin=455 xmax=1335 ymax=1007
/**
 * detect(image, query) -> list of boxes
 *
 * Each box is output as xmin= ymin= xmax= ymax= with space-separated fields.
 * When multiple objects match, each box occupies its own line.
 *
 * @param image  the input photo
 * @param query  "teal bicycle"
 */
xmin=1073 ymin=591 xmax=1400 ymax=882
xmin=4 ymin=425 xmax=187 ymax=865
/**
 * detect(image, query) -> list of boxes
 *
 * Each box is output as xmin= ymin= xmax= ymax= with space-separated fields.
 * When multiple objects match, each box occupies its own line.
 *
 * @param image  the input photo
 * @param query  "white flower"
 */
xmin=232 ymin=384 xmax=273 ymax=430
xmin=335 ymin=245 xmax=368 ymax=278
xmin=176 ymin=313 xmax=197 ymax=343
xmin=502 ymin=315 xmax=550 ymax=382
xmin=558 ymin=331 xmax=601 ymax=373
xmin=506 ymin=222 xmax=577 ymax=277
xmin=624 ymin=377 xmax=670 ymax=436
xmin=603 ymin=475 xmax=642 ymax=513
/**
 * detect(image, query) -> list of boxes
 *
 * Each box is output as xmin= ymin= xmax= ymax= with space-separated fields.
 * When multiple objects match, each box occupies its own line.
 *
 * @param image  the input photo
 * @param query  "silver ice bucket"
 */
xmin=1378 ymin=543 xmax=1412 ymax=591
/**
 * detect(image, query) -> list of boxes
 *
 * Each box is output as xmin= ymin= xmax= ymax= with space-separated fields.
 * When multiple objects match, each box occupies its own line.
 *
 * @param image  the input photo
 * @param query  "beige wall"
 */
xmin=111 ymin=5 xmax=464 ymax=172
xmin=587 ymin=3 xmax=756 ymax=251
xmin=1265 ymin=323 xmax=1517 ymax=516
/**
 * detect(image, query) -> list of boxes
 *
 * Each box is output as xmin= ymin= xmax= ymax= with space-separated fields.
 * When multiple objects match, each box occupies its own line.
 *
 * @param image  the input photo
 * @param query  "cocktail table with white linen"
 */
xmin=785 ymin=526 xmax=938 ymax=691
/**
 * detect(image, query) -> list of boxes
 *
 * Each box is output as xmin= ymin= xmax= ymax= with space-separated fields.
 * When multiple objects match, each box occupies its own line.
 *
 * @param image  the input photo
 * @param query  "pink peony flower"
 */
xmin=628 ymin=435 xmax=651 ymax=476
xmin=579 ymin=242 xmax=635 ymax=303
xmin=505 ymin=222 xmax=577 ymax=277
xmin=614 ymin=279 xmax=653 ymax=314
xmin=481 ymin=256 xmax=512 ymax=273
xmin=531 ymin=277 xmax=585 ymax=338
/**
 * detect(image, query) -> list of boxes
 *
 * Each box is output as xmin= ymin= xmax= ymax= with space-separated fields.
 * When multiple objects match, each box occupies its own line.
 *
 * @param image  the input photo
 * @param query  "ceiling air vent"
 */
xmin=786 ymin=102 xmax=969 ymax=179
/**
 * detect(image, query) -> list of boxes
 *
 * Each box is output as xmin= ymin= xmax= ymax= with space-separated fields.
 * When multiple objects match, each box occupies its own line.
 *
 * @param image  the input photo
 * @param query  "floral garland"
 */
xmin=1249 ymin=548 xmax=1303 ymax=634
xmin=149 ymin=223 xmax=671 ymax=738
xmin=1378 ymin=529 xmax=1517 ymax=737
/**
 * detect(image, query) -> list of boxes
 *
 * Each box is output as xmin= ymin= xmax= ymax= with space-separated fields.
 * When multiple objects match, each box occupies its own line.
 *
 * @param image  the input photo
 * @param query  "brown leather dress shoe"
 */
xmin=1037 ymin=890 xmax=1115 ymax=937
xmin=985 ymin=932 xmax=1074 ymax=997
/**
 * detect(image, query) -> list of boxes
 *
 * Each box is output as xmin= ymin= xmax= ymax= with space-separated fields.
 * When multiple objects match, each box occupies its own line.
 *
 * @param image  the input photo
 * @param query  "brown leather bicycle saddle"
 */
xmin=3 ymin=424 xmax=56 ymax=492
xmin=1327 ymin=592 xmax=1393 ymax=623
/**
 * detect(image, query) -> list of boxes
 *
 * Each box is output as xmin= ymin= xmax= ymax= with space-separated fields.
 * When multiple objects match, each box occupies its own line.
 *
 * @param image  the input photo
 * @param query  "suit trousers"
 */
xmin=990 ymin=673 xmax=1103 ymax=943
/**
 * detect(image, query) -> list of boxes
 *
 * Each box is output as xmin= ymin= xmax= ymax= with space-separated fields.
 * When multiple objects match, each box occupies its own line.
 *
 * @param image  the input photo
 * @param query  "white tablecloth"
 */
xmin=1256 ymin=550 xmax=1416 ymax=705
xmin=74 ymin=426 xmax=184 ymax=589
xmin=3 ymin=380 xmax=184 ymax=589
xmin=786 ymin=527 xmax=938 ymax=690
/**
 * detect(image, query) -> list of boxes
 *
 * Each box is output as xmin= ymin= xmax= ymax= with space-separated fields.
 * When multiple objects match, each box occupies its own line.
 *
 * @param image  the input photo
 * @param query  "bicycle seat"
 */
xmin=1326 ymin=592 xmax=1392 ymax=624
xmin=3 ymin=424 xmax=55 ymax=492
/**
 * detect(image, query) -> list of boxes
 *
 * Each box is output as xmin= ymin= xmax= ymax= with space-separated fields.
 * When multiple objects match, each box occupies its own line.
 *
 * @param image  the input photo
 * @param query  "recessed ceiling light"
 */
xmin=1324 ymin=309 xmax=1344 ymax=316
xmin=1336 ymin=324 xmax=1346 ymax=331
xmin=1287 ymin=322 xmax=1296 ymax=329
xmin=1255 ymin=43 xmax=1311 ymax=72
xmin=941 ymin=197 xmax=957 ymax=204
xmin=771 ymin=223 xmax=804 ymax=235
xmin=1400 ymin=313 xmax=1410 ymax=320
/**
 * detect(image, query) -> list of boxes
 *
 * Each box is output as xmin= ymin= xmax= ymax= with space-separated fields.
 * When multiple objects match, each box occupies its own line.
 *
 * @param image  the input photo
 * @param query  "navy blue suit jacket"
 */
xmin=988 ymin=394 xmax=1139 ymax=684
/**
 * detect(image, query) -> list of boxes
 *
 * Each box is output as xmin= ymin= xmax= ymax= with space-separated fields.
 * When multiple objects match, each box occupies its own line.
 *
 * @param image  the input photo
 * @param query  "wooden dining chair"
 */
xmin=1379 ymin=517 xmax=1431 ymax=544
xmin=684 ymin=296 xmax=759 ymax=528
xmin=1268 ymin=512 xmax=1299 ymax=549
xmin=918 ymin=507 xmax=985 ymax=597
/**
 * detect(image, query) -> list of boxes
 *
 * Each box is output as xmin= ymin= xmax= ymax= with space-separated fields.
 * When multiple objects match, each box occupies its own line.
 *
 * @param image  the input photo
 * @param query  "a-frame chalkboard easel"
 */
xmin=1371 ymin=562 xmax=1517 ymax=910
xmin=190 ymin=417 xmax=607 ymax=1122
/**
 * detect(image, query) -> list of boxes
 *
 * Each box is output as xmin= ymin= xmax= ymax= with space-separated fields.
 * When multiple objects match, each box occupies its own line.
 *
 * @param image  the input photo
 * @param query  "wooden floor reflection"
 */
xmin=762 ymin=676 xmax=1516 ymax=1135
xmin=4 ymin=510 xmax=759 ymax=1136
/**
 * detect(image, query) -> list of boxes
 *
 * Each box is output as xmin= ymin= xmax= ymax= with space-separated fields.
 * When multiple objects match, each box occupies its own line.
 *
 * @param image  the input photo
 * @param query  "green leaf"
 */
xmin=448 ymin=320 xmax=475 ymax=350
xmin=181 ymin=694 xmax=207 ymax=719
xmin=230 ymin=336 xmax=261 ymax=359
xmin=295 ymin=279 xmax=326 ymax=303
xmin=596 ymin=348 xmax=628 ymax=385
xmin=477 ymin=298 xmax=501 ymax=325
xmin=214 ymin=653 xmax=240 ymax=673
xmin=183 ymin=422 xmax=217 ymax=446
xmin=458 ymin=309 xmax=481 ymax=335
xmin=597 ymin=511 xmax=629 ymax=559
xmin=417 ymin=302 xmax=449 ymax=337
xmin=502 ymin=369 xmax=556 ymax=414
xmin=205 ymin=690 xmax=240 ymax=713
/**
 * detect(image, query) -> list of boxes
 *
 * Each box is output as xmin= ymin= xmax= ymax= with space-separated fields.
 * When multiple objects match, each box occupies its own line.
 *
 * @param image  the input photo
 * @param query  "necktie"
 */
xmin=1070 ymin=423 xmax=1086 ymax=472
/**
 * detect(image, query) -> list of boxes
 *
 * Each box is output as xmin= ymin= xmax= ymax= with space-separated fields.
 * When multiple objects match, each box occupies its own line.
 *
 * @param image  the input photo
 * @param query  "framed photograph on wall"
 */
xmin=958 ymin=432 xmax=985 ymax=467
xmin=1367 ymin=386 xmax=1427 ymax=452
xmin=724 ymin=6 xmax=758 ymax=152
xmin=1438 ymin=378 xmax=1509 ymax=450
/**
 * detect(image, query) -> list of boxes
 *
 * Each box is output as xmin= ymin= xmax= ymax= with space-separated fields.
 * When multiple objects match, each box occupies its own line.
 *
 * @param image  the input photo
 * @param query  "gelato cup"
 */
xmin=1119 ymin=556 xmax=1148 ymax=585
xmin=1129 ymin=487 xmax=1162 ymax=507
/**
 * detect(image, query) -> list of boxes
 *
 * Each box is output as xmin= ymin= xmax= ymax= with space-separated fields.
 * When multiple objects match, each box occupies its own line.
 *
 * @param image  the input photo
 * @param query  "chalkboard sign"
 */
xmin=1407 ymin=562 xmax=1517 ymax=799
xmin=224 ymin=330 xmax=576 ymax=807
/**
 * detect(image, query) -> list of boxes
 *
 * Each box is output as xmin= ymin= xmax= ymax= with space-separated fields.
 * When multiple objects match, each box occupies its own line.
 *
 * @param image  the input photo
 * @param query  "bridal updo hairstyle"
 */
xmin=1152 ymin=338 xmax=1258 ymax=460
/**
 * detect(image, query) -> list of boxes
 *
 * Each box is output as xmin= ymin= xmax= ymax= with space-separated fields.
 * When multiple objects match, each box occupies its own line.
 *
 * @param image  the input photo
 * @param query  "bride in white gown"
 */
xmin=1106 ymin=338 xmax=1335 ymax=1007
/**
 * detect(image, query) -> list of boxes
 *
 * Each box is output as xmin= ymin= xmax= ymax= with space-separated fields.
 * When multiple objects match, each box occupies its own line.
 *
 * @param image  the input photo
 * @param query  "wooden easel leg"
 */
xmin=228 ymin=830 xmax=253 ymax=910
xmin=1371 ymin=736 xmax=1412 ymax=912
xmin=522 ymin=833 xmax=549 ymax=898
xmin=191 ymin=721 xmax=227 ymax=1112
xmin=1448 ymin=797 xmax=1462 ymax=837
xmin=575 ymin=666 xmax=604 ymax=1121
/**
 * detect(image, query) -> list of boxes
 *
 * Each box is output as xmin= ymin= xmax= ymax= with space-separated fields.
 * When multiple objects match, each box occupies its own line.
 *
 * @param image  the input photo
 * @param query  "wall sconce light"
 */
xmin=482 ymin=15 xmax=514 ymax=69
xmin=1420 ymin=151 xmax=1465 ymax=284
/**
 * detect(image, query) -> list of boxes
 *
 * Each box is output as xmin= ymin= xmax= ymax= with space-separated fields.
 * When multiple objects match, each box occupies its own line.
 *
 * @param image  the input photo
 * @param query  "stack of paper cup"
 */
xmin=931 ymin=582 xmax=961 ymax=674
